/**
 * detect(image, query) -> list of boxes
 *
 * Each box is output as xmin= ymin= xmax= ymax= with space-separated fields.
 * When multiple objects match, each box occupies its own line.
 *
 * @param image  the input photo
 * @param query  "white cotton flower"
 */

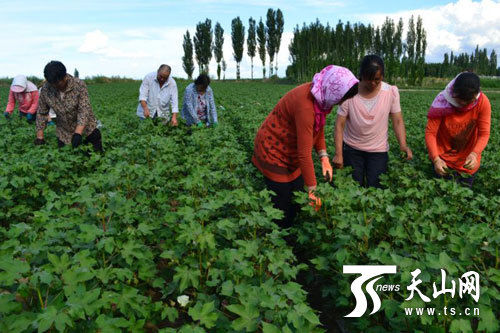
xmin=177 ymin=295 xmax=189 ymax=307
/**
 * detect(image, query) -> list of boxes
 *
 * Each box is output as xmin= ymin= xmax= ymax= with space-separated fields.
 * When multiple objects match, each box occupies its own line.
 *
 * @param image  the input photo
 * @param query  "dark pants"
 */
xmin=58 ymin=128 xmax=103 ymax=152
xmin=264 ymin=175 xmax=305 ymax=228
xmin=343 ymin=143 xmax=388 ymax=188
xmin=433 ymin=169 xmax=476 ymax=188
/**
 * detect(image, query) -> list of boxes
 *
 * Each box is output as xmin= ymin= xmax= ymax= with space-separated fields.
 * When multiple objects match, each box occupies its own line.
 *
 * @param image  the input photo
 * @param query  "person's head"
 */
xmin=359 ymin=54 xmax=385 ymax=92
xmin=452 ymin=72 xmax=480 ymax=107
xmin=157 ymin=64 xmax=171 ymax=85
xmin=44 ymin=61 xmax=68 ymax=91
xmin=10 ymin=75 xmax=28 ymax=93
xmin=194 ymin=74 xmax=210 ymax=94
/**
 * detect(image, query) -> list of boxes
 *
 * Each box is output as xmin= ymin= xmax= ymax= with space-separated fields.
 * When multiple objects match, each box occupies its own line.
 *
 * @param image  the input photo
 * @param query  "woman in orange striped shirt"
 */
xmin=253 ymin=65 xmax=359 ymax=227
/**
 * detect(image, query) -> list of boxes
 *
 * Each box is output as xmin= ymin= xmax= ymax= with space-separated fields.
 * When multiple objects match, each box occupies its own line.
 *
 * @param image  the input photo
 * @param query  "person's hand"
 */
xmin=143 ymin=106 xmax=150 ymax=118
xmin=433 ymin=156 xmax=449 ymax=176
xmin=196 ymin=122 xmax=203 ymax=128
xmin=4 ymin=112 xmax=10 ymax=119
xmin=170 ymin=117 xmax=178 ymax=127
xmin=34 ymin=138 xmax=45 ymax=145
xmin=400 ymin=145 xmax=413 ymax=160
xmin=321 ymin=156 xmax=333 ymax=182
xmin=332 ymin=153 xmax=343 ymax=169
xmin=211 ymin=122 xmax=218 ymax=128
xmin=71 ymin=133 xmax=82 ymax=148
xmin=464 ymin=152 xmax=478 ymax=170
xmin=308 ymin=191 xmax=322 ymax=211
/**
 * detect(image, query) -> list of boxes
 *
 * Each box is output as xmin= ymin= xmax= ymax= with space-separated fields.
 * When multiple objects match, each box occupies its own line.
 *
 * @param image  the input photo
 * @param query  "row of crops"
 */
xmin=0 ymin=81 xmax=499 ymax=332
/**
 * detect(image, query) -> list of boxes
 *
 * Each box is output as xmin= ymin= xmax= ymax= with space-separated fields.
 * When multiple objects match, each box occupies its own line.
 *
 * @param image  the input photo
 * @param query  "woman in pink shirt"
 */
xmin=333 ymin=55 xmax=412 ymax=188
xmin=4 ymin=75 xmax=39 ymax=124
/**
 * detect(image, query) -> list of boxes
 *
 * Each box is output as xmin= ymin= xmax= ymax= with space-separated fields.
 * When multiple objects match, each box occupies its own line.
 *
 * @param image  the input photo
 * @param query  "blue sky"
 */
xmin=1 ymin=0 xmax=499 ymax=79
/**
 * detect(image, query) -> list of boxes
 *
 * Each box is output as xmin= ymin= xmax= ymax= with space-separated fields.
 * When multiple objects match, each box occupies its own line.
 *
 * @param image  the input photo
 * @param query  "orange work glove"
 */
xmin=321 ymin=156 xmax=333 ymax=182
xmin=308 ymin=191 xmax=322 ymax=211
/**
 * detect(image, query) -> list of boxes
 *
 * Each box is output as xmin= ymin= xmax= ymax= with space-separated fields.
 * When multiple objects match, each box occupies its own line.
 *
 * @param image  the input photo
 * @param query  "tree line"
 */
xmin=425 ymin=46 xmax=499 ymax=77
xmin=182 ymin=8 xmax=284 ymax=80
xmin=182 ymin=10 xmax=499 ymax=84
xmin=287 ymin=16 xmax=428 ymax=85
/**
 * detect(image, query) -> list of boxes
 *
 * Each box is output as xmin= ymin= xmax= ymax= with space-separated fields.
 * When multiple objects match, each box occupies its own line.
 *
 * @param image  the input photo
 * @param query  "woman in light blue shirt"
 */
xmin=181 ymin=74 xmax=217 ymax=127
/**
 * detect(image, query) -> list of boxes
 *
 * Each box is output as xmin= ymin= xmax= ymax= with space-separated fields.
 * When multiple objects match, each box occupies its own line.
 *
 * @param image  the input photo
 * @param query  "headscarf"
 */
xmin=311 ymin=65 xmax=359 ymax=133
xmin=427 ymin=73 xmax=482 ymax=118
xmin=11 ymin=75 xmax=37 ymax=93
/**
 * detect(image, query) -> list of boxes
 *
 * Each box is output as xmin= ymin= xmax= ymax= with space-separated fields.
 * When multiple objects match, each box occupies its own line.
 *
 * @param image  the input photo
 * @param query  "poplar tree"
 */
xmin=247 ymin=17 xmax=257 ymax=79
xmin=213 ymin=22 xmax=224 ymax=80
xmin=266 ymin=8 xmax=276 ymax=76
xmin=194 ymin=19 xmax=213 ymax=74
xmin=257 ymin=18 xmax=267 ymax=79
xmin=182 ymin=30 xmax=195 ymax=79
xmin=274 ymin=9 xmax=284 ymax=75
xmin=231 ymin=17 xmax=245 ymax=80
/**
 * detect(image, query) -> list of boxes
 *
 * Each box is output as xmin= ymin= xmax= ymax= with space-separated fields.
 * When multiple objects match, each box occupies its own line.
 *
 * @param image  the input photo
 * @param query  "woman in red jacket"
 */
xmin=253 ymin=65 xmax=359 ymax=227
xmin=425 ymin=72 xmax=491 ymax=187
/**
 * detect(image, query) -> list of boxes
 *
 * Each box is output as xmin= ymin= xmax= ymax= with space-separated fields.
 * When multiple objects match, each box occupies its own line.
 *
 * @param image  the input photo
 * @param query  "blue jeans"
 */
xmin=343 ymin=143 xmax=388 ymax=188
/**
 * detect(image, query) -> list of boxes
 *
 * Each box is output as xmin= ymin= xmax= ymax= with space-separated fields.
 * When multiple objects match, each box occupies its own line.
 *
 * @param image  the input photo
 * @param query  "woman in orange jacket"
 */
xmin=425 ymin=72 xmax=491 ymax=187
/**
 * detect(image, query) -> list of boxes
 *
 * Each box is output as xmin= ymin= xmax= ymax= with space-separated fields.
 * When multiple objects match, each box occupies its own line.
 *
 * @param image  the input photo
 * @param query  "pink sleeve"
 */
xmin=26 ymin=91 xmax=39 ymax=114
xmin=5 ymin=90 xmax=16 ymax=113
xmin=337 ymin=100 xmax=349 ymax=116
xmin=390 ymin=85 xmax=401 ymax=113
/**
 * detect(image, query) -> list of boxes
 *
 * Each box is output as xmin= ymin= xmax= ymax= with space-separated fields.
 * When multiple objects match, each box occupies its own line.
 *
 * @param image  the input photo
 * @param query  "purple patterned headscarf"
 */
xmin=428 ymin=73 xmax=482 ymax=118
xmin=311 ymin=65 xmax=359 ymax=133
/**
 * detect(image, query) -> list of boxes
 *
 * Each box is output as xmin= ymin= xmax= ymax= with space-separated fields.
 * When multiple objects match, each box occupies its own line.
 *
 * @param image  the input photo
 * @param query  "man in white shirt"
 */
xmin=137 ymin=64 xmax=178 ymax=126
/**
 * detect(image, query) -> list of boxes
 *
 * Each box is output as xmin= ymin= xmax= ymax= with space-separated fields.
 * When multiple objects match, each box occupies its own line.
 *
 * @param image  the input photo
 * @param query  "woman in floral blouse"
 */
xmin=181 ymin=74 xmax=217 ymax=128
xmin=35 ymin=61 xmax=103 ymax=152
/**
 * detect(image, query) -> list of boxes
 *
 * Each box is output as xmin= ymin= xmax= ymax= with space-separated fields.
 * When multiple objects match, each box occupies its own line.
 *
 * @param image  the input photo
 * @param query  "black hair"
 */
xmin=340 ymin=83 xmax=359 ymax=104
xmin=44 ymin=61 xmax=67 ymax=84
xmin=359 ymin=54 xmax=385 ymax=80
xmin=453 ymin=72 xmax=480 ymax=101
xmin=194 ymin=74 xmax=210 ymax=89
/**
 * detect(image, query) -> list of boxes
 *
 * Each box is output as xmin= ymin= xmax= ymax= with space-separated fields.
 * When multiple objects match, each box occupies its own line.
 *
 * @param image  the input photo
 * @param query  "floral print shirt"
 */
xmin=36 ymin=75 xmax=98 ymax=144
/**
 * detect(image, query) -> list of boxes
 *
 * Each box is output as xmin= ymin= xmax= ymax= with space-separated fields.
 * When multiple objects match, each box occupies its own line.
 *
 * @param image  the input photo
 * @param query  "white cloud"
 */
xmin=79 ymin=30 xmax=109 ymax=53
xmin=359 ymin=0 xmax=500 ymax=62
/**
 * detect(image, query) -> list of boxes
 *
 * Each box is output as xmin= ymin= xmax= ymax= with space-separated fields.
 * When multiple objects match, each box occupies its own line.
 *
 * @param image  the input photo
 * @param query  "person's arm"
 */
xmin=390 ymin=112 xmax=412 ymax=160
xmin=333 ymin=114 xmax=347 ymax=168
xmin=425 ymin=116 xmax=448 ymax=175
xmin=472 ymin=95 xmax=491 ymax=155
xmin=27 ymin=91 xmax=39 ymax=114
xmin=389 ymin=85 xmax=412 ymax=159
xmin=35 ymin=91 xmax=50 ymax=140
xmin=425 ymin=117 xmax=441 ymax=162
xmin=295 ymin=106 xmax=317 ymax=191
xmin=314 ymin=127 xmax=333 ymax=182
xmin=5 ymin=90 xmax=16 ymax=114
xmin=208 ymin=87 xmax=217 ymax=124
xmin=139 ymin=75 xmax=150 ymax=117
xmin=75 ymin=82 xmax=93 ymax=134
xmin=465 ymin=95 xmax=492 ymax=170
xmin=169 ymin=82 xmax=179 ymax=126
xmin=184 ymin=85 xmax=200 ymax=124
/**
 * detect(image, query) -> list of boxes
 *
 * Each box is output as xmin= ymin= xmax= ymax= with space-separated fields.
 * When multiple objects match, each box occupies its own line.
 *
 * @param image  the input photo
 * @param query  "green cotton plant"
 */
xmin=0 ymin=81 xmax=321 ymax=332
xmin=0 ymin=82 xmax=498 ymax=332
